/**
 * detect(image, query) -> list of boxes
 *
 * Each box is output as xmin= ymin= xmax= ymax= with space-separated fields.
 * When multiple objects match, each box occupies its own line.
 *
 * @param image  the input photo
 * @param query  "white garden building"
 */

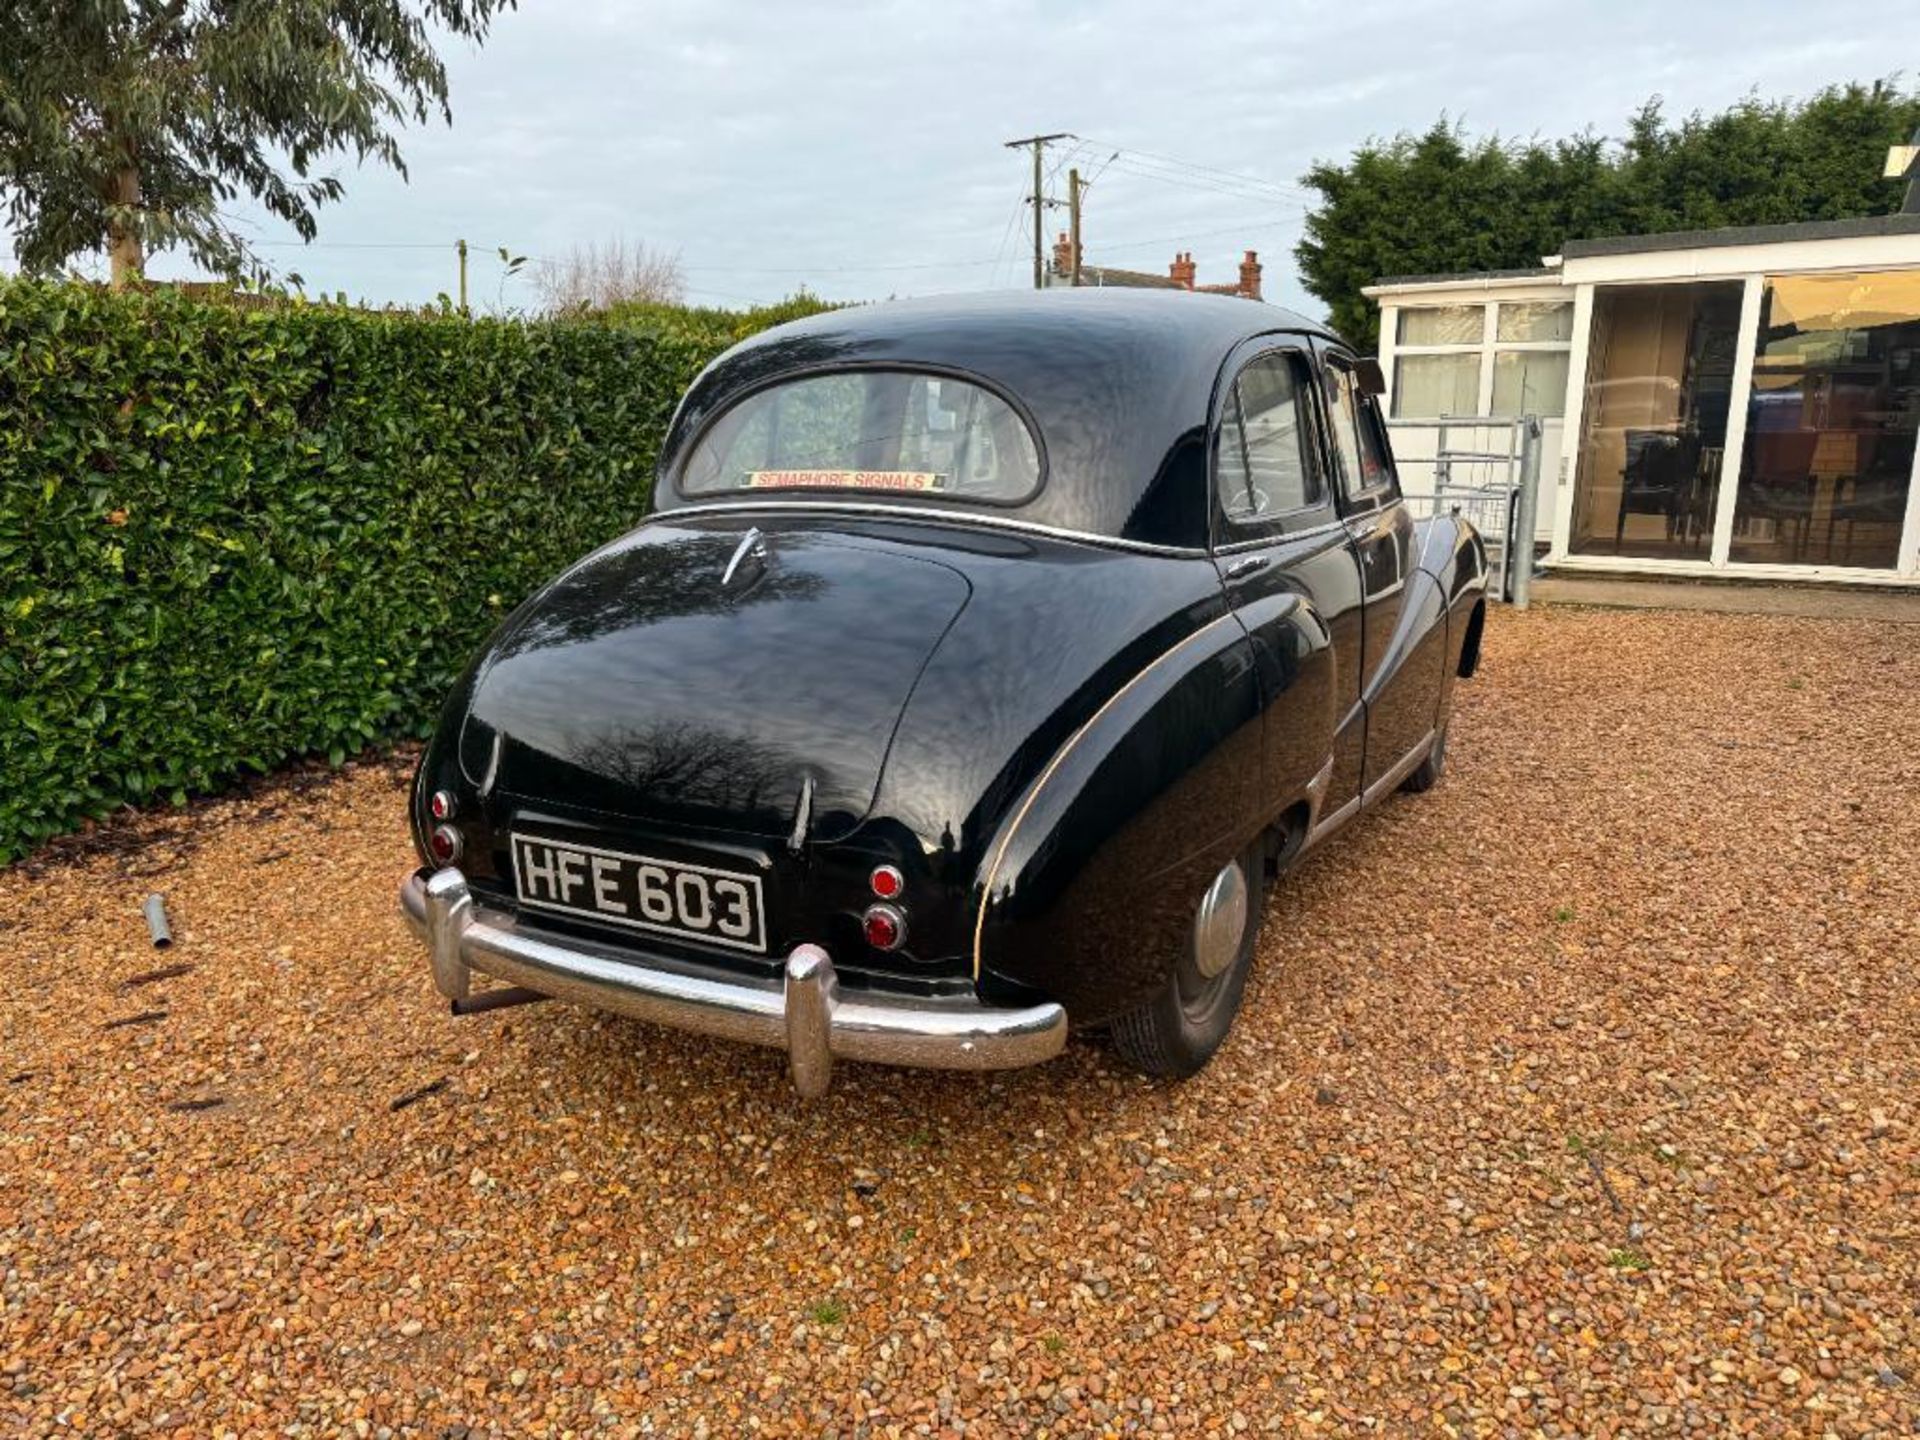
xmin=1366 ymin=214 xmax=1920 ymax=584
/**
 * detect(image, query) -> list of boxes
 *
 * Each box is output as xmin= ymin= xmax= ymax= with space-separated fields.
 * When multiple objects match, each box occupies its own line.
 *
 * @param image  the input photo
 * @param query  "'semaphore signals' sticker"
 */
xmin=747 ymin=470 xmax=946 ymax=491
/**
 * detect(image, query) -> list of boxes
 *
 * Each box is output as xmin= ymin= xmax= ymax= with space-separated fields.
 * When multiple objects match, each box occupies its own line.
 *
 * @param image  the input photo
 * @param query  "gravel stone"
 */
xmin=2 ymin=606 xmax=1918 ymax=1434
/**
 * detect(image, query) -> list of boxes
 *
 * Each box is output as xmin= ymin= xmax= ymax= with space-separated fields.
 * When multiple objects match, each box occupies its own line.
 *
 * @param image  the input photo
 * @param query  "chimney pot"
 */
xmin=1238 ymin=249 xmax=1263 ymax=301
xmin=1051 ymin=231 xmax=1076 ymax=279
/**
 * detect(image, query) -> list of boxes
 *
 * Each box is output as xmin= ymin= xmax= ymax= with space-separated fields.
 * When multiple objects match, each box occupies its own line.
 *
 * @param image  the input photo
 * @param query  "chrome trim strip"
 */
xmin=649 ymin=500 xmax=1209 ymax=558
xmin=1361 ymin=729 xmax=1436 ymax=808
xmin=401 ymin=869 xmax=1066 ymax=1093
xmin=970 ymin=613 xmax=1242 ymax=979
xmin=787 ymin=774 xmax=814 ymax=855
xmin=1300 ymin=730 xmax=1434 ymax=855
xmin=1304 ymin=794 xmax=1359 ymax=853
xmin=1302 ymin=753 xmax=1335 ymax=832
xmin=477 ymin=730 xmax=504 ymax=801
xmin=719 ymin=526 xmax=765 ymax=587
xmin=1212 ymin=519 xmax=1346 ymax=554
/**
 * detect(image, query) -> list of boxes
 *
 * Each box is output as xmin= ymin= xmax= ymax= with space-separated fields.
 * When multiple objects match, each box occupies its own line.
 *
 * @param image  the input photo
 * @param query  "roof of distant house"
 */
xmin=1074 ymin=264 xmax=1185 ymax=290
xmin=1048 ymin=235 xmax=1264 ymax=300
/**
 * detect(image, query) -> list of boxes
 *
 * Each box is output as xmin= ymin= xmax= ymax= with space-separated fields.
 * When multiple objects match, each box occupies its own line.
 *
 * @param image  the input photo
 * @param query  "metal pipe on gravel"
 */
xmin=142 ymin=894 xmax=173 ymax=949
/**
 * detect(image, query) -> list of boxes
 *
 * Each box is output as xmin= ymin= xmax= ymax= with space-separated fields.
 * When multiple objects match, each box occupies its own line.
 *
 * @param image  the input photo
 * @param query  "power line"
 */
xmin=989 ymin=186 xmax=1032 ymax=290
xmin=1100 ymin=157 xmax=1310 ymax=209
xmin=1076 ymin=137 xmax=1312 ymax=200
xmin=1092 ymin=214 xmax=1303 ymax=256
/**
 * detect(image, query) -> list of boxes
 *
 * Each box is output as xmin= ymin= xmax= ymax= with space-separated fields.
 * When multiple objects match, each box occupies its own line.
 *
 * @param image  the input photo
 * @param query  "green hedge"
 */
xmin=0 ymin=279 xmax=759 ymax=860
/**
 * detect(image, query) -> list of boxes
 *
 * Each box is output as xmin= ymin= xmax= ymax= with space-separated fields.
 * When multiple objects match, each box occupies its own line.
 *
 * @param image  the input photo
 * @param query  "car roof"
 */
xmin=652 ymin=288 xmax=1344 ymax=549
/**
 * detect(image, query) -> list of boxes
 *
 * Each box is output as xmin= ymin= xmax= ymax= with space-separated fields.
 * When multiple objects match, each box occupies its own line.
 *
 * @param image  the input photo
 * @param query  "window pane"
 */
xmin=1568 ymin=281 xmax=1744 ymax=561
xmin=1391 ymin=352 xmax=1481 ymax=417
xmin=1218 ymin=354 xmax=1322 ymax=526
xmin=1397 ymin=305 xmax=1484 ymax=346
xmin=1325 ymin=366 xmax=1391 ymax=496
xmin=682 ymin=370 xmax=1041 ymax=502
xmin=1496 ymin=302 xmax=1574 ymax=343
xmin=1729 ymin=271 xmax=1920 ymax=570
xmin=1490 ymin=350 xmax=1570 ymax=418
xmin=1353 ymin=393 xmax=1399 ymax=497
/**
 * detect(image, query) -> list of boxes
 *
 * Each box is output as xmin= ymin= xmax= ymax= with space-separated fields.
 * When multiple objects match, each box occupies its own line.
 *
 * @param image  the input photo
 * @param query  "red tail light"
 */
xmin=429 ymin=789 xmax=457 ymax=821
xmin=429 ymin=825 xmax=463 ymax=866
xmin=869 ymin=864 xmax=904 ymax=899
xmin=862 ymin=903 xmax=905 ymax=951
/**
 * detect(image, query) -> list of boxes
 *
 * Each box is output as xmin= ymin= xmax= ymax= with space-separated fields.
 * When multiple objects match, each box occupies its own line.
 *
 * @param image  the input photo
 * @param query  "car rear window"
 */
xmin=680 ymin=370 xmax=1042 ymax=504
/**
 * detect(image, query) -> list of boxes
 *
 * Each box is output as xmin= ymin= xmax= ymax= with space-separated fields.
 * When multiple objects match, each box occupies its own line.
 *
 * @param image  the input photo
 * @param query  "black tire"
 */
xmin=1400 ymin=717 xmax=1450 ymax=794
xmin=1110 ymin=845 xmax=1263 ymax=1078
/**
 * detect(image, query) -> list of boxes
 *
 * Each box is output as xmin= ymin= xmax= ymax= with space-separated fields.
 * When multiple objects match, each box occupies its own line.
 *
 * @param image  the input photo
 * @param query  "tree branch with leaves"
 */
xmin=0 ymin=0 xmax=514 ymax=287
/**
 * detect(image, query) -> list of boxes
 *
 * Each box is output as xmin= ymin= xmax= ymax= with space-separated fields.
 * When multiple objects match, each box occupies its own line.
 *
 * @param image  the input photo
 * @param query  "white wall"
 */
xmin=1373 ymin=281 xmax=1572 ymax=544
xmin=1370 ymin=237 xmax=1920 ymax=583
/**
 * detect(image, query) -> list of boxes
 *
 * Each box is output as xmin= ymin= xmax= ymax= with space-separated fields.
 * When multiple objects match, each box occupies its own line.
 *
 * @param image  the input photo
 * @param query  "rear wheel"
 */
xmin=1400 ymin=717 xmax=1450 ymax=794
xmin=1110 ymin=845 xmax=1263 ymax=1078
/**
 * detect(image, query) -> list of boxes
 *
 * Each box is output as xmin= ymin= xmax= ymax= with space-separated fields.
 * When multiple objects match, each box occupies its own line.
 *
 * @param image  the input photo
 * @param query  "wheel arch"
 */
xmin=970 ymin=612 xmax=1268 ymax=1025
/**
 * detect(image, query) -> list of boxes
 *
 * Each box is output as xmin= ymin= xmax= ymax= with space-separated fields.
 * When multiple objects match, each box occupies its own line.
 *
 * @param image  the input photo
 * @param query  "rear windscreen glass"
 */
xmin=681 ymin=370 xmax=1041 ymax=504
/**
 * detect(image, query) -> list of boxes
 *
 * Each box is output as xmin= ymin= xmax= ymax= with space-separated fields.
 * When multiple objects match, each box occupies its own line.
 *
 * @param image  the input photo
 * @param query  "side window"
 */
xmin=1215 ymin=351 xmax=1326 ymax=533
xmin=1323 ymin=363 xmax=1397 ymax=502
xmin=1353 ymin=391 xmax=1401 ymax=500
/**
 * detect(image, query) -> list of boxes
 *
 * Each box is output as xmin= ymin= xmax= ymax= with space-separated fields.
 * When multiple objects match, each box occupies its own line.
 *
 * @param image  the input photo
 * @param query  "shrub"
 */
xmin=601 ymin=288 xmax=842 ymax=346
xmin=1297 ymin=80 xmax=1920 ymax=348
xmin=0 ymin=278 xmax=801 ymax=860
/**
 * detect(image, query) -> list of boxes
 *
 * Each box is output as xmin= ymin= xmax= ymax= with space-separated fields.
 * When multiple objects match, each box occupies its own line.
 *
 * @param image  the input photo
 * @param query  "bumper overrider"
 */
xmin=398 ymin=868 xmax=1067 ymax=1096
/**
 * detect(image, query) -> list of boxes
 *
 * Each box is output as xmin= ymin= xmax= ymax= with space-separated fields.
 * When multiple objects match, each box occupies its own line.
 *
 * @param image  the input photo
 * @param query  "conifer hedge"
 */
xmin=0 ymin=279 xmax=761 ymax=859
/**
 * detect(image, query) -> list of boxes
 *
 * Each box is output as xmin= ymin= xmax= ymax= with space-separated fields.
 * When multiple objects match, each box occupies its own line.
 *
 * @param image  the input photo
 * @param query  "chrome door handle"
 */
xmin=1224 ymin=555 xmax=1270 ymax=580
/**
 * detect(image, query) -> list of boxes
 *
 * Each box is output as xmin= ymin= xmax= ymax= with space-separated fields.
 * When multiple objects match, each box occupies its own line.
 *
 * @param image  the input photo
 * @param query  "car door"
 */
xmin=1314 ymin=343 xmax=1447 ymax=796
xmin=1209 ymin=342 xmax=1368 ymax=827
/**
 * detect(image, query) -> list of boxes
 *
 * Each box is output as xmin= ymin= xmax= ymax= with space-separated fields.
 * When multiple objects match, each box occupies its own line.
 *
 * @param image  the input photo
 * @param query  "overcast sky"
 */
xmin=25 ymin=0 xmax=1920 ymax=318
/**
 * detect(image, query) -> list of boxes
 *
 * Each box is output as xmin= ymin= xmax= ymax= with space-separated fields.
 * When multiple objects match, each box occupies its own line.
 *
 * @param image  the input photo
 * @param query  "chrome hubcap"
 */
xmin=1192 ymin=859 xmax=1249 ymax=980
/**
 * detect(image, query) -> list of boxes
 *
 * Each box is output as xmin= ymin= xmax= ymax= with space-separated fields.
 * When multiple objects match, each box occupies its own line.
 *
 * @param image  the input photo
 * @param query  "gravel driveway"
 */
xmin=3 ymin=605 xmax=1916 ymax=1437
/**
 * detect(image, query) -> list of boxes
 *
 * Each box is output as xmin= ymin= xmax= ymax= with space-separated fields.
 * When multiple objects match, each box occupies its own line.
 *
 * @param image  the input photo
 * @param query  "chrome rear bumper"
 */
xmin=398 ymin=868 xmax=1066 ymax=1096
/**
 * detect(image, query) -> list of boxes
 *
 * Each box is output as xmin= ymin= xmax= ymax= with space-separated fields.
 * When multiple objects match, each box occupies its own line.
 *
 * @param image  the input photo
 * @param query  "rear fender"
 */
xmin=1412 ymin=512 xmax=1490 ymax=706
xmin=971 ymin=613 xmax=1265 ymax=1026
xmin=1413 ymin=511 xmax=1489 ymax=607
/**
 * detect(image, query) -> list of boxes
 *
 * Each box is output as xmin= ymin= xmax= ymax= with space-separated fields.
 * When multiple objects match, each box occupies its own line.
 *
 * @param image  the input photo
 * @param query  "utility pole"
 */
xmin=1004 ymin=133 xmax=1070 ymax=289
xmin=456 ymin=238 xmax=469 ymax=312
xmin=1067 ymin=167 xmax=1084 ymax=286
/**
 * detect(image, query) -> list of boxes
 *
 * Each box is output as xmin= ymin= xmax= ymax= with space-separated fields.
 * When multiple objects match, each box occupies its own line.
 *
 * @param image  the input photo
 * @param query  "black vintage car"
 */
xmin=401 ymin=290 xmax=1487 ymax=1094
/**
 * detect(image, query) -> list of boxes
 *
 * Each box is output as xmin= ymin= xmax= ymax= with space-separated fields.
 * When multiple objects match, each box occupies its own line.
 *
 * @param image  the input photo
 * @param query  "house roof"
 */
xmin=1369 ymin=213 xmax=1920 ymax=295
xmin=1559 ymin=211 xmax=1920 ymax=258
xmin=1075 ymin=265 xmax=1185 ymax=290
xmin=1368 ymin=266 xmax=1560 ymax=289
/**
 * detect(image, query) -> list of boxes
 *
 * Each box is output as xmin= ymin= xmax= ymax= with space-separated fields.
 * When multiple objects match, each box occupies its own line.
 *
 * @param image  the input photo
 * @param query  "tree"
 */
xmin=1296 ymin=80 xmax=1920 ymax=350
xmin=532 ymin=238 xmax=686 ymax=314
xmin=0 ymin=0 xmax=514 ymax=288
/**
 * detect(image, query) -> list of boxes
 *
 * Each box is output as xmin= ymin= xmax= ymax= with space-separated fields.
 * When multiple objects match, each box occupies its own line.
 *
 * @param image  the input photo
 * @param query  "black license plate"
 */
xmin=510 ymin=834 xmax=767 ymax=955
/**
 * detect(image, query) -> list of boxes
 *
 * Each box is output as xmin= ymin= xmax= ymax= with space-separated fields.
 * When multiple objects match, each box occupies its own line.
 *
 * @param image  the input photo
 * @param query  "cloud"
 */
xmin=4 ymin=0 xmax=1913 ymax=324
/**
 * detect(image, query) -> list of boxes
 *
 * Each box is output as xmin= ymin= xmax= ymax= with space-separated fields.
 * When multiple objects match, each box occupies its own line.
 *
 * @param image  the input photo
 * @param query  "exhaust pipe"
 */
xmin=450 ymin=985 xmax=549 ymax=1017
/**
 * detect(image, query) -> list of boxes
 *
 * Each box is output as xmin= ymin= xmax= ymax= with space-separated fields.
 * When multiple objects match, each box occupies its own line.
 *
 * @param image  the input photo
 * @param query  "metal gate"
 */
xmin=1386 ymin=414 xmax=1544 ymax=606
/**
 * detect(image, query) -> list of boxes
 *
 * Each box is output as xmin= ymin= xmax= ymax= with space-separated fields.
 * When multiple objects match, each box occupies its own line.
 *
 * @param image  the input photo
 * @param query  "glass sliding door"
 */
xmin=1570 ymin=282 xmax=1744 ymax=559
xmin=1728 ymin=271 xmax=1920 ymax=569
